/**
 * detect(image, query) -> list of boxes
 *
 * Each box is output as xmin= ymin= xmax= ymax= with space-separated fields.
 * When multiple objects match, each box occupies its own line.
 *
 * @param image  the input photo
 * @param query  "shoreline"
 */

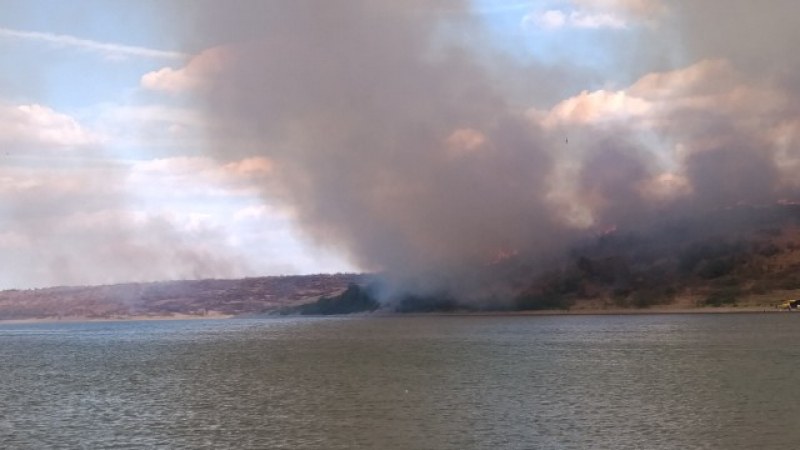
xmin=418 ymin=306 xmax=785 ymax=317
xmin=0 ymin=313 xmax=234 ymax=325
xmin=1 ymin=306 xmax=791 ymax=324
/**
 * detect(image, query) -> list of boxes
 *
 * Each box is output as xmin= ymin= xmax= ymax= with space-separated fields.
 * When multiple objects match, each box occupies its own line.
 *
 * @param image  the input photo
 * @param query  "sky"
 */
xmin=2 ymin=0 xmax=800 ymax=293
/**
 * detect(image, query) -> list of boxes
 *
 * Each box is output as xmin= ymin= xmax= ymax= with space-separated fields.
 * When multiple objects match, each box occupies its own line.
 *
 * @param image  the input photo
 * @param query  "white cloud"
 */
xmin=224 ymin=157 xmax=274 ymax=176
xmin=568 ymin=10 xmax=627 ymax=29
xmin=141 ymin=47 xmax=229 ymax=93
xmin=538 ymin=89 xmax=652 ymax=128
xmin=444 ymin=128 xmax=488 ymax=158
xmin=534 ymin=57 xmax=800 ymax=219
xmin=527 ymin=10 xmax=567 ymax=29
xmin=140 ymin=67 xmax=201 ymax=93
xmin=0 ymin=27 xmax=187 ymax=61
xmin=523 ymin=0 xmax=665 ymax=31
xmin=573 ymin=0 xmax=666 ymax=19
xmin=535 ymin=59 xmax=776 ymax=132
xmin=0 ymin=103 xmax=100 ymax=149
xmin=127 ymin=156 xmax=274 ymax=203
xmin=524 ymin=9 xmax=627 ymax=30
xmin=629 ymin=59 xmax=735 ymax=100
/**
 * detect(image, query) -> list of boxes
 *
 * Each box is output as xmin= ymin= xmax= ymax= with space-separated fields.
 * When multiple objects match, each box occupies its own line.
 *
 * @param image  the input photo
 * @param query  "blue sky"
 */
xmin=0 ymin=0 xmax=175 ymax=109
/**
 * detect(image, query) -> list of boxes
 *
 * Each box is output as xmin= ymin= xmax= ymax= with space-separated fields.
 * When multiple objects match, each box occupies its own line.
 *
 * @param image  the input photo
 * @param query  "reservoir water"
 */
xmin=1 ymin=314 xmax=799 ymax=449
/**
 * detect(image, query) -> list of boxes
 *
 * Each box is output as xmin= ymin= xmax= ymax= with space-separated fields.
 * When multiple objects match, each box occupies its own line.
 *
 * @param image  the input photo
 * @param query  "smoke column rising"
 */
xmin=146 ymin=0 xmax=800 ymax=301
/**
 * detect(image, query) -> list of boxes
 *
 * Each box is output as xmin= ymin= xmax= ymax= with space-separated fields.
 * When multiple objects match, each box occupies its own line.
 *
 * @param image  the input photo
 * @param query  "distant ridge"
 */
xmin=0 ymin=274 xmax=368 ymax=321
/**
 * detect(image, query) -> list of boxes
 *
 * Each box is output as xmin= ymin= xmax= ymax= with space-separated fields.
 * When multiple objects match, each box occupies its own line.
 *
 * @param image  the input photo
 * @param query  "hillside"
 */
xmin=511 ymin=204 xmax=800 ymax=311
xmin=5 ymin=205 xmax=800 ymax=320
xmin=0 ymin=274 xmax=368 ymax=321
xmin=281 ymin=204 xmax=800 ymax=315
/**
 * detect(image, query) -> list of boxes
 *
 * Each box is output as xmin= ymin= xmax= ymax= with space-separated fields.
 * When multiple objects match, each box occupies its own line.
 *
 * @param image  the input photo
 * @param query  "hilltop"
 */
xmin=0 ymin=274 xmax=367 ymax=321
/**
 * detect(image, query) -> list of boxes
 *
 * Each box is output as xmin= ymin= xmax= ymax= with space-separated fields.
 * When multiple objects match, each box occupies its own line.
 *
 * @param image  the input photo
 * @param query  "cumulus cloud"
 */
xmin=0 ymin=103 xmax=100 ymax=150
xmin=523 ymin=0 xmax=665 ymax=30
xmin=530 ymin=56 xmax=800 ymax=229
xmin=525 ymin=9 xmax=627 ymax=30
xmin=141 ymin=67 xmax=199 ymax=93
xmin=573 ymin=0 xmax=666 ymax=19
xmin=141 ymin=47 xmax=228 ymax=93
xmin=537 ymin=90 xmax=653 ymax=128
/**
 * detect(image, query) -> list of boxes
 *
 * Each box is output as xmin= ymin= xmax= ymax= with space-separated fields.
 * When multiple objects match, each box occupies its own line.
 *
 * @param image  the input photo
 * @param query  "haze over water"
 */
xmin=1 ymin=314 xmax=799 ymax=449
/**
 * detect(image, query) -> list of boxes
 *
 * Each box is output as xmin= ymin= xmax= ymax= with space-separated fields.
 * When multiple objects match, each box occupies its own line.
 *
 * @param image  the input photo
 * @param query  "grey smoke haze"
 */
xmin=0 ymin=157 xmax=251 ymax=288
xmin=144 ymin=0 xmax=800 ymax=300
xmin=159 ymin=1 xmax=571 ymax=297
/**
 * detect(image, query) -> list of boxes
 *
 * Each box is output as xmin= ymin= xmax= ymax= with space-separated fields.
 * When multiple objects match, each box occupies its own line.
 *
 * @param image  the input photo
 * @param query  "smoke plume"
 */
xmin=147 ymin=0 xmax=800 ymax=301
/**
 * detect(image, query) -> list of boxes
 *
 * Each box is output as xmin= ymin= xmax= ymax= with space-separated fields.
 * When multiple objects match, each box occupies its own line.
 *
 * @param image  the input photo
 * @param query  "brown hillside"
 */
xmin=0 ymin=274 xmax=368 ymax=321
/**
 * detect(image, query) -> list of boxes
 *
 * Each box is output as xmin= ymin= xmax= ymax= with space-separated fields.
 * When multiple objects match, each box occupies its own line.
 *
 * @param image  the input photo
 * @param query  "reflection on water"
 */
xmin=1 ymin=314 xmax=800 ymax=449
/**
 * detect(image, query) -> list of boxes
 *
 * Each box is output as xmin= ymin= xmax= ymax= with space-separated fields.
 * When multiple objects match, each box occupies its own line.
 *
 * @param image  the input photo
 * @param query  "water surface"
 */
xmin=1 ymin=314 xmax=799 ymax=449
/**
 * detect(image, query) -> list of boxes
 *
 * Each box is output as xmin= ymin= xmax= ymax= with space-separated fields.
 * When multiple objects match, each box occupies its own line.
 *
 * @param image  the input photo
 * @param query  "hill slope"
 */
xmin=0 ymin=274 xmax=367 ymax=321
xmin=511 ymin=204 xmax=800 ymax=311
xmin=6 ymin=205 xmax=800 ymax=320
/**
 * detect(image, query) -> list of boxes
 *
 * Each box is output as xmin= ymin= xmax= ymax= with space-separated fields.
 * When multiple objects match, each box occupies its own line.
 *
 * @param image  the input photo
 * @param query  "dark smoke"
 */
xmin=154 ymin=0 xmax=800 ymax=302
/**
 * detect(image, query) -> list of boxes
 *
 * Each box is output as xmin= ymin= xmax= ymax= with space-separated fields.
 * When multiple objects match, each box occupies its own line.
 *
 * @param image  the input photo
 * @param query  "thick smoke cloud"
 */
xmin=152 ymin=1 xmax=572 ymax=299
xmin=149 ymin=0 xmax=800 ymax=301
